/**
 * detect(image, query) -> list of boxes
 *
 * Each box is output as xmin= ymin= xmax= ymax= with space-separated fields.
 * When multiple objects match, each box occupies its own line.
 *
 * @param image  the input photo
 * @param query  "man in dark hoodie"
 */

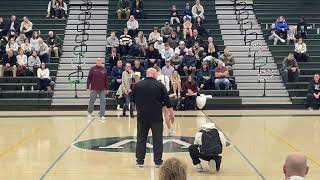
xmin=182 ymin=48 xmax=196 ymax=76
xmin=297 ymin=17 xmax=308 ymax=39
xmin=305 ymin=73 xmax=320 ymax=111
xmin=282 ymin=53 xmax=300 ymax=83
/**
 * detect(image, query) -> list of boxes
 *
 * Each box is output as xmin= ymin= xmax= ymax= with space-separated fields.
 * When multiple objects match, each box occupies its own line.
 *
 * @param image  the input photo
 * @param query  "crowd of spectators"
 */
xmin=0 ymin=13 xmax=63 ymax=91
xmin=111 ymin=0 xmax=236 ymax=110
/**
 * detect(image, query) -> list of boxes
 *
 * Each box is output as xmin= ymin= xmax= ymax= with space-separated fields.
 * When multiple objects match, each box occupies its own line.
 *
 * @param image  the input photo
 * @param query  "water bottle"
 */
xmin=31 ymin=86 xmax=34 ymax=91
xmin=22 ymin=86 xmax=24 ymax=92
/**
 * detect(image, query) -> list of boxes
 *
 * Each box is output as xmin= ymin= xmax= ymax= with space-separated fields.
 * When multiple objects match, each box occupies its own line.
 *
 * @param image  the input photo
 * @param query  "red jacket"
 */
xmin=87 ymin=65 xmax=108 ymax=91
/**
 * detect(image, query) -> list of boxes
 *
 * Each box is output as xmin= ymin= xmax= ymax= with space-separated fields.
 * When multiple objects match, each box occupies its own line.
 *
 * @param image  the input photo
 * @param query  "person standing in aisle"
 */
xmin=87 ymin=58 xmax=108 ymax=121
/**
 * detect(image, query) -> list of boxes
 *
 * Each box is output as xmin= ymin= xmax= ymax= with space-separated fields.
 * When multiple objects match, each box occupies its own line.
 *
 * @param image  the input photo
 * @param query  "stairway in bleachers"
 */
xmin=52 ymin=0 xmax=110 ymax=106
xmin=254 ymin=0 xmax=320 ymax=106
xmin=215 ymin=0 xmax=291 ymax=105
xmin=0 ymin=0 xmax=67 ymax=108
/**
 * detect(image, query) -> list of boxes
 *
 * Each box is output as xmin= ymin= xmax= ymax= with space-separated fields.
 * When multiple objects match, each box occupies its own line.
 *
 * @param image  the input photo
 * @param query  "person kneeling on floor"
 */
xmin=188 ymin=122 xmax=227 ymax=173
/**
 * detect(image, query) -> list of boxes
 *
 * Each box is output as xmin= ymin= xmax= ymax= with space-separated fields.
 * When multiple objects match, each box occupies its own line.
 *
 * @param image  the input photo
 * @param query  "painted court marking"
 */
xmin=0 ymin=127 xmax=40 ymax=159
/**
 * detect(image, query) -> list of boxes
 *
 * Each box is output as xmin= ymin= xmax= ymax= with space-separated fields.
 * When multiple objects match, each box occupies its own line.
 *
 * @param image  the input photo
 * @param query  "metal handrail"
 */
xmin=240 ymin=20 xmax=253 ymax=34
xmin=244 ymin=30 xmax=258 ymax=46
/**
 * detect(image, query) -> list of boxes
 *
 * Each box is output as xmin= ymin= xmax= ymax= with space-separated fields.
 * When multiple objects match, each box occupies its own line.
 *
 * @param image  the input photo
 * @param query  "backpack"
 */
xmin=200 ymin=128 xmax=222 ymax=156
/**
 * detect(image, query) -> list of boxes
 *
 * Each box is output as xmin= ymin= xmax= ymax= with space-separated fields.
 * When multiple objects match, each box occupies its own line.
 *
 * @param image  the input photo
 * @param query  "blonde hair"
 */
xmin=159 ymin=157 xmax=187 ymax=180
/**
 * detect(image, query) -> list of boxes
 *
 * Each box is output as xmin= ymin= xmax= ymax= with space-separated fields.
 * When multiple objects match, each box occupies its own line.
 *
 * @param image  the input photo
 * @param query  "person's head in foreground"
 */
xmin=283 ymin=152 xmax=309 ymax=180
xmin=146 ymin=68 xmax=159 ymax=79
xmin=159 ymin=157 xmax=187 ymax=180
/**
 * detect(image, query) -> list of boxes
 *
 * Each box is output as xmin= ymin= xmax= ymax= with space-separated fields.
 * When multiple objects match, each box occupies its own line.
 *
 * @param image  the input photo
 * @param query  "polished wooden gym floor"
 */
xmin=0 ymin=110 xmax=319 ymax=180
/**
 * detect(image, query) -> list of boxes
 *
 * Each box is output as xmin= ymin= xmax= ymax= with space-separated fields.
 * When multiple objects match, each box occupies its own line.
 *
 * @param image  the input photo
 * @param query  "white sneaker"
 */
xmin=117 ymin=105 xmax=122 ymax=111
xmin=195 ymin=163 xmax=204 ymax=172
xmin=208 ymin=160 xmax=217 ymax=174
xmin=87 ymin=112 xmax=93 ymax=119
xmin=136 ymin=163 xmax=144 ymax=168
xmin=168 ymin=128 xmax=175 ymax=137
xmin=308 ymin=107 xmax=313 ymax=112
xmin=98 ymin=116 xmax=106 ymax=122
xmin=280 ymin=39 xmax=286 ymax=43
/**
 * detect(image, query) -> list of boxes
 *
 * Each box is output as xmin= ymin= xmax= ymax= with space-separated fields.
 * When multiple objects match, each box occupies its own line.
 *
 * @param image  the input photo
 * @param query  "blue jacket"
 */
xmin=182 ymin=55 xmax=196 ymax=67
xmin=183 ymin=8 xmax=192 ymax=17
xmin=275 ymin=21 xmax=288 ymax=31
xmin=111 ymin=66 xmax=124 ymax=81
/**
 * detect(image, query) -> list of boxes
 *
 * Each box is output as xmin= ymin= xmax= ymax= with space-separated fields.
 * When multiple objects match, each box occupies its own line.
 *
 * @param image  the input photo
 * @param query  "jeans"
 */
xmin=37 ymin=78 xmax=51 ymax=91
xmin=282 ymin=69 xmax=300 ymax=83
xmin=123 ymin=94 xmax=134 ymax=116
xmin=188 ymin=144 xmax=221 ymax=165
xmin=87 ymin=90 xmax=106 ymax=117
xmin=214 ymin=78 xmax=230 ymax=90
xmin=144 ymin=59 xmax=161 ymax=69
xmin=305 ymin=93 xmax=320 ymax=109
xmin=136 ymin=121 xmax=163 ymax=165
xmin=39 ymin=53 xmax=50 ymax=63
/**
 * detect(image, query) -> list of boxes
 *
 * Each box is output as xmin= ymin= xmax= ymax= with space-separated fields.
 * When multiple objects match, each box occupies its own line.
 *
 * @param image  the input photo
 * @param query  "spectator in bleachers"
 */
xmin=194 ymin=16 xmax=208 ymax=37
xmin=159 ymin=157 xmax=187 ymax=180
xmin=28 ymin=50 xmax=41 ymax=75
xmin=20 ymin=17 xmax=33 ymax=39
xmin=0 ymin=17 xmax=5 ymax=39
xmin=197 ymin=62 xmax=213 ymax=90
xmin=131 ymin=0 xmax=144 ymax=19
xmin=161 ymin=43 xmax=174 ymax=62
xmin=183 ymin=75 xmax=198 ymax=110
xmin=183 ymin=18 xmax=193 ymax=39
xmin=182 ymin=48 xmax=196 ymax=76
xmin=16 ymin=34 xmax=26 ymax=48
xmin=287 ymin=25 xmax=296 ymax=45
xmin=148 ymin=27 xmax=160 ymax=44
xmin=162 ymin=59 xmax=174 ymax=78
xmin=16 ymin=48 xmax=27 ymax=76
xmin=154 ymin=37 xmax=165 ymax=52
xmin=47 ymin=0 xmax=57 ymax=18
xmin=161 ymin=22 xmax=173 ymax=43
xmin=127 ymin=15 xmax=139 ymax=38
xmin=170 ymin=5 xmax=180 ymax=25
xmin=0 ymin=49 xmax=17 ymax=77
xmin=144 ymin=43 xmax=161 ymax=68
xmin=193 ymin=43 xmax=204 ymax=69
xmin=192 ymin=0 xmax=205 ymax=21
xmin=156 ymin=66 xmax=170 ymax=93
xmin=275 ymin=16 xmax=288 ymax=40
xmin=5 ymin=15 xmax=19 ymax=35
xmin=132 ymin=59 xmax=145 ymax=79
xmin=176 ymin=26 xmax=184 ymax=40
xmin=108 ymin=47 xmax=120 ymax=69
xmin=268 ymin=23 xmax=285 ymax=45
xmin=188 ymin=29 xmax=203 ymax=48
xmin=106 ymin=32 xmax=120 ymax=53
xmin=119 ymin=28 xmax=132 ymax=56
xmin=297 ymin=17 xmax=308 ymax=39
xmin=205 ymin=41 xmax=219 ymax=59
xmin=121 ymin=62 xmax=135 ymax=117
xmin=6 ymin=38 xmax=18 ymax=55
xmin=37 ymin=63 xmax=51 ymax=91
xmin=0 ymin=39 xmax=5 ymax=60
xmin=21 ymin=38 xmax=32 ymax=56
xmin=170 ymin=52 xmax=182 ymax=71
xmin=134 ymin=31 xmax=148 ymax=57
xmin=30 ymin=31 xmax=40 ymax=51
xmin=47 ymin=31 xmax=62 ymax=57
xmin=294 ymin=38 xmax=308 ymax=62
xmin=175 ymin=40 xmax=187 ymax=59
xmin=36 ymin=38 xmax=50 ymax=63
xmin=219 ymin=48 xmax=235 ymax=71
xmin=305 ymin=73 xmax=320 ymax=111
xmin=282 ymin=53 xmax=299 ymax=84
xmin=111 ymin=60 xmax=124 ymax=91
xmin=183 ymin=3 xmax=192 ymax=22
xmin=117 ymin=0 xmax=131 ymax=19
xmin=55 ymin=0 xmax=68 ymax=19
xmin=170 ymin=70 xmax=181 ymax=97
xmin=167 ymin=31 xmax=179 ymax=49
xmin=283 ymin=152 xmax=309 ymax=179
xmin=214 ymin=61 xmax=230 ymax=90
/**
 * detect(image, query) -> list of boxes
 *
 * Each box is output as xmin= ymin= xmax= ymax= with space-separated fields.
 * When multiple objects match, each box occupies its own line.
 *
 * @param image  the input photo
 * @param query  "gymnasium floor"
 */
xmin=0 ymin=110 xmax=319 ymax=180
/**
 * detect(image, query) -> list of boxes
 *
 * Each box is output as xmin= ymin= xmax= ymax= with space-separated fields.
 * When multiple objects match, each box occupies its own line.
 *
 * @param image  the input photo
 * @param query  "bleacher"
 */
xmin=254 ymin=0 xmax=320 ymax=105
xmin=107 ymin=0 xmax=241 ymax=107
xmin=0 ymin=0 xmax=67 ymax=107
